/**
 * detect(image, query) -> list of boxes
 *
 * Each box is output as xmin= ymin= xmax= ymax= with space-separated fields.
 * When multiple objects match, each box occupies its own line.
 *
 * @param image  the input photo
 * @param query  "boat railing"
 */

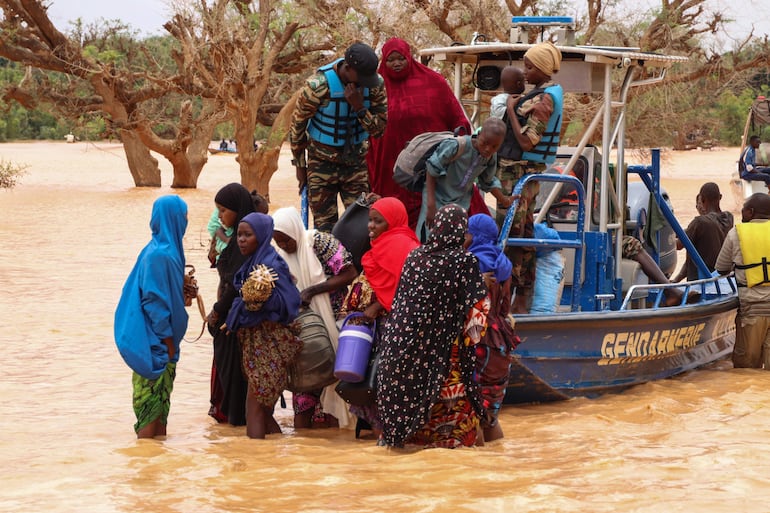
xmin=620 ymin=272 xmax=738 ymax=311
xmin=497 ymin=172 xmax=586 ymax=311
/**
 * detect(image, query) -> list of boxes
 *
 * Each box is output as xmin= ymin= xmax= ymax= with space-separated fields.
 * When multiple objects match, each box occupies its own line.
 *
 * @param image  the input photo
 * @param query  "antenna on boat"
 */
xmin=510 ymin=16 xmax=575 ymax=45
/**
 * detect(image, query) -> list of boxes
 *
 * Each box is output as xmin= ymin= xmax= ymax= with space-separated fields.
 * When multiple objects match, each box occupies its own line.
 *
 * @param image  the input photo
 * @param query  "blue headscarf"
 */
xmin=467 ymin=213 xmax=512 ymax=282
xmin=225 ymin=213 xmax=300 ymax=331
xmin=114 ymin=195 xmax=189 ymax=380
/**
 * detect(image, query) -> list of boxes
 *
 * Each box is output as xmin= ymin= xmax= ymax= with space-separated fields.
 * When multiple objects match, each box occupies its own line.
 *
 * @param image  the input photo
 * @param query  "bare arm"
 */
xmin=300 ymin=265 xmax=358 ymax=305
xmin=425 ymin=172 xmax=438 ymax=228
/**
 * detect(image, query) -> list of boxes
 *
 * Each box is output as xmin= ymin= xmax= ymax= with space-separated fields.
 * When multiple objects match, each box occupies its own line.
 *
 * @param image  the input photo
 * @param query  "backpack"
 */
xmin=286 ymin=307 xmax=337 ymax=393
xmin=393 ymin=129 xmax=468 ymax=191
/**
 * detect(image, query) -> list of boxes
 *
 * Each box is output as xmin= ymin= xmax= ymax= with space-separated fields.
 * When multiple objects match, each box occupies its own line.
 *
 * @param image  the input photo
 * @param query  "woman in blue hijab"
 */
xmin=465 ymin=213 xmax=519 ymax=443
xmin=114 ymin=195 xmax=190 ymax=438
xmin=226 ymin=212 xmax=303 ymax=439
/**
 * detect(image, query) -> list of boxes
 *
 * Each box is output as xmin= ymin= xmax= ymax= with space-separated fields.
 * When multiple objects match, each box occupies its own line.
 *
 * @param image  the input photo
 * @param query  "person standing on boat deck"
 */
xmin=672 ymin=182 xmax=734 ymax=283
xmin=417 ymin=117 xmax=512 ymax=242
xmin=226 ymin=213 xmax=304 ymax=439
xmin=378 ymin=205 xmax=489 ymax=448
xmin=366 ymin=37 xmax=473 ymax=230
xmin=498 ymin=42 xmax=564 ymax=314
xmin=715 ymin=193 xmax=770 ymax=369
xmin=114 ymin=195 xmax=192 ymax=439
xmin=290 ymin=42 xmax=388 ymax=233
xmin=272 ymin=207 xmax=357 ymax=430
xmin=739 ymin=136 xmax=770 ymax=187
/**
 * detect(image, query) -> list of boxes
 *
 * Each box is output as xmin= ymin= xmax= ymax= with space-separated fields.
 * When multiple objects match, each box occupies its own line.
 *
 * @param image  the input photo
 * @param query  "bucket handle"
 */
xmin=340 ymin=311 xmax=377 ymax=335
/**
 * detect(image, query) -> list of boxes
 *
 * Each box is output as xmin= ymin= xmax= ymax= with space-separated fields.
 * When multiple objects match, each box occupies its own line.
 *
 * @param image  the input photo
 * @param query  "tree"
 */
xmin=162 ymin=0 xmax=384 ymax=197
xmin=0 ymin=2 xmax=222 ymax=187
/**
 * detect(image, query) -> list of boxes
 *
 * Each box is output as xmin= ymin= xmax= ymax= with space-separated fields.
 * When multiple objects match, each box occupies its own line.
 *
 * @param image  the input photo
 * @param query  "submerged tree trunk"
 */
xmin=172 ymin=100 xmax=228 ymax=188
xmin=247 ymin=145 xmax=283 ymax=201
xmin=121 ymin=130 xmax=161 ymax=187
xmin=239 ymin=91 xmax=299 ymax=199
xmin=186 ymin=132 xmax=212 ymax=185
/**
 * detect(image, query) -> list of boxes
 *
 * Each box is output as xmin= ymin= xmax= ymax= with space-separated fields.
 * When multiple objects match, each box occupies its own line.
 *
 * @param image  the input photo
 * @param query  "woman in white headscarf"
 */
xmin=272 ymin=207 xmax=358 ymax=429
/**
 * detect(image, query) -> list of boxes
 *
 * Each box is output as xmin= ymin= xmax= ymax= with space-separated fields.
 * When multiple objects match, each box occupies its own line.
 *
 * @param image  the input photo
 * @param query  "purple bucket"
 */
xmin=334 ymin=313 xmax=375 ymax=383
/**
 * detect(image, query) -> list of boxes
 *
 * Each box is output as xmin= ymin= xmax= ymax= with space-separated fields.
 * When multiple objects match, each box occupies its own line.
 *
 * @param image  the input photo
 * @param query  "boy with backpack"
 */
xmin=415 ymin=117 xmax=513 ymax=241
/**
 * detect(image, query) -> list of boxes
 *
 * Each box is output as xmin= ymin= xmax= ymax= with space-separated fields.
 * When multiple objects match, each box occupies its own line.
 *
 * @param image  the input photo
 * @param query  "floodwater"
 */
xmin=2 ymin=142 xmax=769 ymax=513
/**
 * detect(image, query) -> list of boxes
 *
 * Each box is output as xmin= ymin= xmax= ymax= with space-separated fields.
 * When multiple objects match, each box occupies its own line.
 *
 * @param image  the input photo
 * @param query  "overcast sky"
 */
xmin=47 ymin=0 xmax=170 ymax=36
xmin=46 ymin=0 xmax=769 ymax=45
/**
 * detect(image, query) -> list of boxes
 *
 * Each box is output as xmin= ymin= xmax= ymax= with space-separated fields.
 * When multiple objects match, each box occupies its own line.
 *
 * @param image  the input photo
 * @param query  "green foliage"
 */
xmin=79 ymin=115 xmax=107 ymax=141
xmin=713 ymin=85 xmax=770 ymax=145
xmin=0 ymin=158 xmax=28 ymax=189
xmin=213 ymin=121 xmax=235 ymax=140
xmin=713 ymin=89 xmax=754 ymax=145
xmin=82 ymin=45 xmax=125 ymax=64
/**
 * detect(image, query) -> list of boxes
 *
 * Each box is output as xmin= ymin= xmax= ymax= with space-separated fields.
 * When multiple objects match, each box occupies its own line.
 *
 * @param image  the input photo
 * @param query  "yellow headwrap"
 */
xmin=524 ymin=42 xmax=562 ymax=77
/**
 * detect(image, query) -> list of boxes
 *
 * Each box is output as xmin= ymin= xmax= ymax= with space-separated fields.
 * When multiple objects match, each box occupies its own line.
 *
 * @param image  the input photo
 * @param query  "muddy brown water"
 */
xmin=1 ymin=142 xmax=765 ymax=512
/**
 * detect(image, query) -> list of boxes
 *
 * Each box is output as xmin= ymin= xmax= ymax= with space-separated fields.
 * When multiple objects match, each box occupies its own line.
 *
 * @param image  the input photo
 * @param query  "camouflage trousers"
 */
xmin=496 ymin=159 xmax=546 ymax=292
xmin=307 ymin=146 xmax=370 ymax=233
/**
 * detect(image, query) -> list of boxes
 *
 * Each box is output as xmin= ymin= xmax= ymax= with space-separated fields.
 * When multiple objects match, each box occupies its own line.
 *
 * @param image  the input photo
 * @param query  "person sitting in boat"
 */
xmin=219 ymin=139 xmax=228 ymax=151
xmin=549 ymin=160 xmax=590 ymax=220
xmin=739 ymin=135 xmax=770 ymax=186
xmin=715 ymin=192 xmax=770 ymax=368
xmin=672 ymin=182 xmax=733 ymax=282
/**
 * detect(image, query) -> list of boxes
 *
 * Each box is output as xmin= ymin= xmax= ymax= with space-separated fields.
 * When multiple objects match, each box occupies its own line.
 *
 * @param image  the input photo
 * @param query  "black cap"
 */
xmin=344 ymin=42 xmax=379 ymax=88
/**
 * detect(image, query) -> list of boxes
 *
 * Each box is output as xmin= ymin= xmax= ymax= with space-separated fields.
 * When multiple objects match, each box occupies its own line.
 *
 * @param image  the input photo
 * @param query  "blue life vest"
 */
xmin=521 ymin=84 xmax=563 ymax=164
xmin=307 ymin=58 xmax=371 ymax=147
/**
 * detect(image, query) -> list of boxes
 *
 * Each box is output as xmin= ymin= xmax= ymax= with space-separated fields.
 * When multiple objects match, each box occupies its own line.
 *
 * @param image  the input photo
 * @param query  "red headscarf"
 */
xmin=361 ymin=197 xmax=420 ymax=311
xmin=366 ymin=38 xmax=472 ymax=228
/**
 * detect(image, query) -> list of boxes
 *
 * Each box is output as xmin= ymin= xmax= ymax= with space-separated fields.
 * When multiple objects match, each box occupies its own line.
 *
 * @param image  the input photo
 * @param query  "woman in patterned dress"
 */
xmin=466 ymin=214 xmax=520 ymax=443
xmin=377 ymin=204 xmax=489 ymax=448
xmin=225 ymin=213 xmax=303 ymax=439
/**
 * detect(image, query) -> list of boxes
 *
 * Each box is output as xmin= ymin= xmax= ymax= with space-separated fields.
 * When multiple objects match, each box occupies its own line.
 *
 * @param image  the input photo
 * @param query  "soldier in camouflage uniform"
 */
xmin=495 ymin=42 xmax=563 ymax=313
xmin=290 ymin=43 xmax=387 ymax=232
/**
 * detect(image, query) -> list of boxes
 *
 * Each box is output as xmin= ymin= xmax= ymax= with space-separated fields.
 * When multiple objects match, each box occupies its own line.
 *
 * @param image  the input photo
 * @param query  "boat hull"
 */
xmin=504 ymin=297 xmax=738 ymax=403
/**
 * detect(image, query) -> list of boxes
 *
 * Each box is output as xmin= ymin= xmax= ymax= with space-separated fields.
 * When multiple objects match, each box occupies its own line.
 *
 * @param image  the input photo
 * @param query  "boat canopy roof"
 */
xmin=419 ymin=43 xmax=688 ymax=95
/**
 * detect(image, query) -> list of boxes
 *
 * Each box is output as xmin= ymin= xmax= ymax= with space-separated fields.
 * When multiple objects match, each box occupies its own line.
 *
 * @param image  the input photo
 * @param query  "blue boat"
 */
xmin=419 ymin=17 xmax=738 ymax=403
